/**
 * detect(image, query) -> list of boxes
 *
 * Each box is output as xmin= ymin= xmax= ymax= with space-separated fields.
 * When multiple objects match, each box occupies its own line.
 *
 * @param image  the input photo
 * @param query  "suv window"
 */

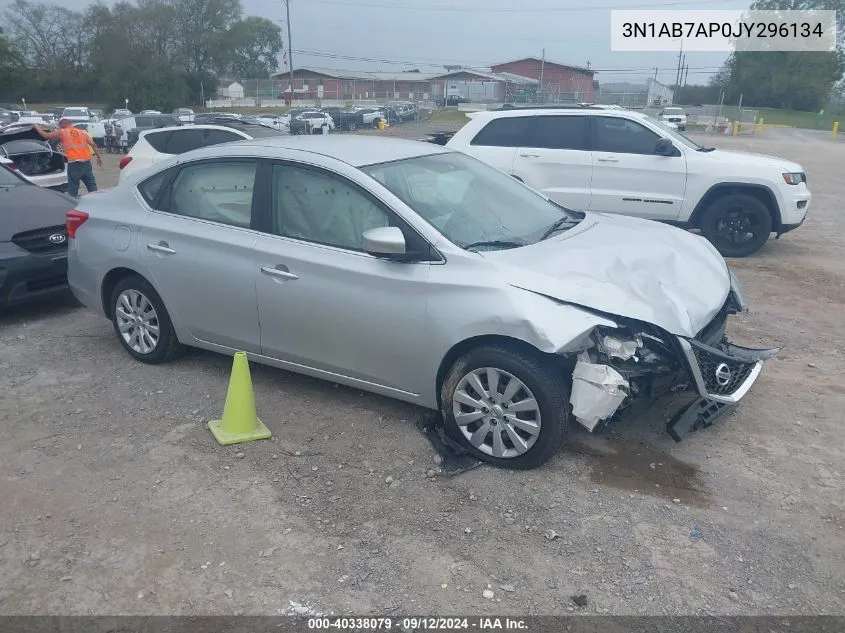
xmin=165 ymin=129 xmax=205 ymax=154
xmin=152 ymin=116 xmax=179 ymax=127
xmin=470 ymin=117 xmax=530 ymax=147
xmin=522 ymin=115 xmax=588 ymax=150
xmin=204 ymin=129 xmax=243 ymax=145
xmin=592 ymin=116 xmax=661 ymax=154
xmin=271 ymin=164 xmax=390 ymax=251
xmin=144 ymin=130 xmax=174 ymax=153
xmin=134 ymin=116 xmax=153 ymax=127
xmin=166 ymin=160 xmax=257 ymax=228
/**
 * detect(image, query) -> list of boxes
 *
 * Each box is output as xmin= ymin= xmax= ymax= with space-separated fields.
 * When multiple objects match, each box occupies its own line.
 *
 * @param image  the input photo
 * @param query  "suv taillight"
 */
xmin=66 ymin=210 xmax=89 ymax=238
xmin=119 ymin=156 xmax=132 ymax=170
xmin=5 ymin=161 xmax=19 ymax=170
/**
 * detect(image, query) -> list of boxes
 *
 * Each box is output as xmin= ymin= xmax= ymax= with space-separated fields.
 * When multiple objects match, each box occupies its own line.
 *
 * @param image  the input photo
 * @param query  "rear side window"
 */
xmin=144 ymin=131 xmax=174 ymax=153
xmin=470 ymin=117 xmax=530 ymax=147
xmin=522 ymin=115 xmax=588 ymax=150
xmin=138 ymin=169 xmax=170 ymax=207
xmin=203 ymin=129 xmax=242 ymax=145
xmin=165 ymin=129 xmax=206 ymax=154
xmin=152 ymin=116 xmax=178 ymax=127
xmin=135 ymin=116 xmax=153 ymax=127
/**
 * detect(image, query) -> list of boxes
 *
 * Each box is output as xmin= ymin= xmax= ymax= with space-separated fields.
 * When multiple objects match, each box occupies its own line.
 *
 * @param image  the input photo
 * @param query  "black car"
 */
xmin=124 ymin=114 xmax=182 ymax=147
xmin=0 ymin=163 xmax=77 ymax=308
xmin=320 ymin=107 xmax=364 ymax=131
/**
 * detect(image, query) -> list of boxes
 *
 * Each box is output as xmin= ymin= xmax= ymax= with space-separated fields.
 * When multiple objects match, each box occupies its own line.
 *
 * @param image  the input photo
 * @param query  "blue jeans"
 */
xmin=67 ymin=160 xmax=97 ymax=197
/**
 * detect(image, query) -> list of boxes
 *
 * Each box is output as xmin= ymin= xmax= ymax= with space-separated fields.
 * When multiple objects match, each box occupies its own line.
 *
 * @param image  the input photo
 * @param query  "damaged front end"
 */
xmin=567 ymin=279 xmax=779 ymax=441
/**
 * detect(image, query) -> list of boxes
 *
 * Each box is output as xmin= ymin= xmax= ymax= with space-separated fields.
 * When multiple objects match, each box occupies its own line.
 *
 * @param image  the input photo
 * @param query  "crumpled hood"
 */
xmin=707 ymin=148 xmax=803 ymax=173
xmin=481 ymin=213 xmax=730 ymax=337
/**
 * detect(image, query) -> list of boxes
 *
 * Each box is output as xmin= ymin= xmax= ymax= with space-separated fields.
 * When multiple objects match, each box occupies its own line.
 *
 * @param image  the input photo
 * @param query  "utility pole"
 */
xmin=654 ymin=66 xmax=658 ymax=81
xmin=539 ymin=48 xmax=545 ymax=103
xmin=674 ymin=39 xmax=684 ymax=89
xmin=285 ymin=0 xmax=294 ymax=105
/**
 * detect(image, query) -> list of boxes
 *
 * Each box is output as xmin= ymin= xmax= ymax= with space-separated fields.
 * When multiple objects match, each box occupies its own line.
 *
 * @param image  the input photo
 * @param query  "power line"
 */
xmin=306 ymin=0 xmax=739 ymax=12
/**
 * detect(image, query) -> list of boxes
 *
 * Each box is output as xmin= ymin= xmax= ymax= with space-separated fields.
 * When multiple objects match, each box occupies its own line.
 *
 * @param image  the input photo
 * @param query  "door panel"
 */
xmin=139 ymin=159 xmax=261 ymax=351
xmin=254 ymin=163 xmax=430 ymax=393
xmin=588 ymin=116 xmax=687 ymax=220
xmin=512 ymin=115 xmax=592 ymax=211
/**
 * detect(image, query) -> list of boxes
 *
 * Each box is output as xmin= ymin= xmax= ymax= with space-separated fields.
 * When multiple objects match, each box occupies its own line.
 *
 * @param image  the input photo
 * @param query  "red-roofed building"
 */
xmin=490 ymin=56 xmax=596 ymax=103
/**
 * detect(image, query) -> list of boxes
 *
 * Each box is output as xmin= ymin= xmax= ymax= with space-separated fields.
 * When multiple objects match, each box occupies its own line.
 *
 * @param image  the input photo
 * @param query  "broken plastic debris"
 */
xmin=569 ymin=353 xmax=629 ymax=431
xmin=601 ymin=335 xmax=641 ymax=361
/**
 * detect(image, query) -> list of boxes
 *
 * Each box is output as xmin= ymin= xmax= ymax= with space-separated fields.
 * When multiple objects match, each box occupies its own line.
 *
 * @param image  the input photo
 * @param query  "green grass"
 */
xmin=754 ymin=107 xmax=843 ymax=130
xmin=425 ymin=109 xmax=470 ymax=124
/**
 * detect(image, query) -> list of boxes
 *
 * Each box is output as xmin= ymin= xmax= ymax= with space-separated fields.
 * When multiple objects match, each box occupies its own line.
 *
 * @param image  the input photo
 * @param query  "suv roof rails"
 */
xmin=493 ymin=104 xmax=610 ymax=111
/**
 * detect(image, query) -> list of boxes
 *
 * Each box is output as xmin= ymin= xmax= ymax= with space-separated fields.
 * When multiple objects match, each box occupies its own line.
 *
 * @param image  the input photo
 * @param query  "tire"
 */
xmin=440 ymin=344 xmax=570 ymax=469
xmin=110 ymin=275 xmax=183 ymax=364
xmin=699 ymin=193 xmax=773 ymax=258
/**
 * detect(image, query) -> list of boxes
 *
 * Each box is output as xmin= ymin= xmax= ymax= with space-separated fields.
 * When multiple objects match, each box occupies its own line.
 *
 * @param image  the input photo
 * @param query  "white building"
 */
xmin=219 ymin=81 xmax=245 ymax=99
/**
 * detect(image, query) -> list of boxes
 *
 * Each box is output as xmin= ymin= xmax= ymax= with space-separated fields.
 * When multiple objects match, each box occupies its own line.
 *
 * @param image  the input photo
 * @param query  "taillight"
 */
xmin=66 ymin=210 xmax=89 ymax=238
xmin=118 ymin=156 xmax=132 ymax=170
xmin=5 ymin=161 xmax=19 ymax=170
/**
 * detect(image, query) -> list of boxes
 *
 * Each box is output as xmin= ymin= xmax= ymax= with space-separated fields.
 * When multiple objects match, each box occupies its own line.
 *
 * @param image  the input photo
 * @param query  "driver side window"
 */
xmin=592 ymin=116 xmax=660 ymax=155
xmin=270 ymin=164 xmax=390 ymax=251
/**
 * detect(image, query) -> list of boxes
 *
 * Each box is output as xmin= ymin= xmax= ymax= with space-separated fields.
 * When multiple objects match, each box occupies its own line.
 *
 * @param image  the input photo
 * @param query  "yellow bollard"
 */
xmin=833 ymin=121 xmax=839 ymax=139
xmin=732 ymin=121 xmax=740 ymax=136
xmin=755 ymin=117 xmax=764 ymax=135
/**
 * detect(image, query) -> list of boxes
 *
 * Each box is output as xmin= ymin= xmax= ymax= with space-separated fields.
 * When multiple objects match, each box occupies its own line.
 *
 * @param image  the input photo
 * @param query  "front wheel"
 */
xmin=699 ymin=193 xmax=773 ymax=257
xmin=440 ymin=345 xmax=570 ymax=469
xmin=110 ymin=275 xmax=183 ymax=364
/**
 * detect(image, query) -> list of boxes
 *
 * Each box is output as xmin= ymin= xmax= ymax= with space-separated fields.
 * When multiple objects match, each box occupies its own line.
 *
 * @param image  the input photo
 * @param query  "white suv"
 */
xmin=659 ymin=107 xmax=687 ymax=131
xmin=118 ymin=122 xmax=288 ymax=182
xmin=446 ymin=107 xmax=810 ymax=257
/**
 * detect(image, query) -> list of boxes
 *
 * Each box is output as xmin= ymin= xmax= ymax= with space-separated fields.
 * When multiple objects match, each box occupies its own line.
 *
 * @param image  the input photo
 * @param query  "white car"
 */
xmin=659 ymin=107 xmax=687 ymax=131
xmin=118 ymin=123 xmax=289 ymax=182
xmin=61 ymin=107 xmax=93 ymax=124
xmin=289 ymin=111 xmax=335 ymax=134
xmin=172 ymin=108 xmax=195 ymax=123
xmin=445 ymin=107 xmax=810 ymax=257
xmin=140 ymin=110 xmax=162 ymax=115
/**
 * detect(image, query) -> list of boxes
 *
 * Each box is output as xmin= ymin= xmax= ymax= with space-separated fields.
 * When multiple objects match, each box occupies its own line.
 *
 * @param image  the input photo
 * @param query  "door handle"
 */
xmin=596 ymin=156 xmax=619 ymax=162
xmin=519 ymin=153 xmax=540 ymax=158
xmin=147 ymin=242 xmax=176 ymax=254
xmin=261 ymin=266 xmax=299 ymax=280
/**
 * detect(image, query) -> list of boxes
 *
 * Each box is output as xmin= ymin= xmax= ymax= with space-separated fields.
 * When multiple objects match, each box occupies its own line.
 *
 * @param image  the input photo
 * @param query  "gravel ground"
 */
xmin=1 ymin=127 xmax=844 ymax=616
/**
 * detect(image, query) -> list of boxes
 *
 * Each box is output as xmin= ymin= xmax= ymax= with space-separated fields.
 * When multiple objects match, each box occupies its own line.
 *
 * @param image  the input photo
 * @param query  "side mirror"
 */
xmin=655 ymin=138 xmax=676 ymax=156
xmin=362 ymin=226 xmax=406 ymax=257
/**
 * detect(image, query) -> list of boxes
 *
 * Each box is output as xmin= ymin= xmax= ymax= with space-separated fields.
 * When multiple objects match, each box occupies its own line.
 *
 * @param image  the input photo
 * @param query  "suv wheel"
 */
xmin=440 ymin=345 xmax=569 ymax=469
xmin=699 ymin=193 xmax=773 ymax=257
xmin=110 ymin=275 xmax=183 ymax=364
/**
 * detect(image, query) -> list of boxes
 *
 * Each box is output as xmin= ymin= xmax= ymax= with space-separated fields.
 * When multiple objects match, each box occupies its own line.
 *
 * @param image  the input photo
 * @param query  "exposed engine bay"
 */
xmin=565 ymin=288 xmax=779 ymax=441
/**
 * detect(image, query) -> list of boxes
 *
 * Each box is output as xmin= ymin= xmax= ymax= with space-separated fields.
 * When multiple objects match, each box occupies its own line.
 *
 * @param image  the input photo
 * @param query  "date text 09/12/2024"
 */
xmin=307 ymin=617 xmax=528 ymax=630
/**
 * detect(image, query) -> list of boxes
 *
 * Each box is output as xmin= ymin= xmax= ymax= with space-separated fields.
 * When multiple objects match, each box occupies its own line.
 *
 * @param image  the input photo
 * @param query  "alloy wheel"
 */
xmin=452 ymin=367 xmax=542 ymax=459
xmin=115 ymin=289 xmax=160 ymax=354
xmin=711 ymin=206 xmax=764 ymax=250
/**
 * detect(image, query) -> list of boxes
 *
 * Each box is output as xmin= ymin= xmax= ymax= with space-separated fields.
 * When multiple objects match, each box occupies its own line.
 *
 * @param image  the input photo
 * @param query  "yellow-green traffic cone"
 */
xmin=207 ymin=352 xmax=272 ymax=446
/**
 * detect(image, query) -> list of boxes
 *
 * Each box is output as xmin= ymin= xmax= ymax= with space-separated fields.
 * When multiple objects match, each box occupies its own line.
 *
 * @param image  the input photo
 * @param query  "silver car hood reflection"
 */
xmin=480 ymin=213 xmax=731 ymax=338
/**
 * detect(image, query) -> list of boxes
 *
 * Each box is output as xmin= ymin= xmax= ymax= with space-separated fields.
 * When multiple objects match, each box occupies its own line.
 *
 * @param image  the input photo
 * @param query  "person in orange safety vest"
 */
xmin=35 ymin=118 xmax=103 ymax=197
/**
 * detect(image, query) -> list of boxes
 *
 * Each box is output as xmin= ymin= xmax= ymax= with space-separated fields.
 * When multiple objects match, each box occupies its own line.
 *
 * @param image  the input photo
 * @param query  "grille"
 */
xmin=11 ymin=225 xmax=67 ymax=254
xmin=690 ymin=343 xmax=755 ymax=396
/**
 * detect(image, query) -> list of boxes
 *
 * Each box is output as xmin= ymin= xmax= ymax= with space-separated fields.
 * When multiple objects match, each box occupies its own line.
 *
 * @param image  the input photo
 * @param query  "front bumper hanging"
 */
xmin=667 ymin=338 xmax=779 ymax=441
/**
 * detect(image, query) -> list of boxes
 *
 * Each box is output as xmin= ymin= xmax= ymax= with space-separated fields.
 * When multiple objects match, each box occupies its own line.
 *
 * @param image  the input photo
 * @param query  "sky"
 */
xmin=2 ymin=0 xmax=754 ymax=85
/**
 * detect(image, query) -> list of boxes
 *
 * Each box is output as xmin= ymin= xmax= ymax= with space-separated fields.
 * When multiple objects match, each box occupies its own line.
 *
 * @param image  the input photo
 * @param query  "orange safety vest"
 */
xmin=59 ymin=127 xmax=93 ymax=162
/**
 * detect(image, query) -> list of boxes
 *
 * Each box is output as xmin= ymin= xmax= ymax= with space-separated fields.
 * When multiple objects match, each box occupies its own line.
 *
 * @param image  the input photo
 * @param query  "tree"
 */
xmin=221 ymin=16 xmax=283 ymax=78
xmin=715 ymin=0 xmax=845 ymax=110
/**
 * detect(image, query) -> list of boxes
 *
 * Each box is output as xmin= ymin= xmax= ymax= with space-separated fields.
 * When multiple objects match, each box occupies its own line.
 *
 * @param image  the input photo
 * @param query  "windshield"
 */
xmin=362 ymin=152 xmax=582 ymax=251
xmin=649 ymin=118 xmax=701 ymax=150
xmin=663 ymin=108 xmax=684 ymax=114
xmin=63 ymin=108 xmax=88 ymax=116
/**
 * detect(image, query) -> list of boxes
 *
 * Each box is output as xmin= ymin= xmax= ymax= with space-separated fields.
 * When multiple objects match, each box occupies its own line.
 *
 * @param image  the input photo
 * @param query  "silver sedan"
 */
xmin=67 ymin=136 xmax=776 ymax=468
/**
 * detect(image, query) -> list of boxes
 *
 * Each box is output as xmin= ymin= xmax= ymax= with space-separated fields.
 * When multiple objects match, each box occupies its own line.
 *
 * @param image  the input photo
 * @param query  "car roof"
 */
xmin=475 ymin=107 xmax=650 ymax=121
xmin=194 ymin=135 xmax=449 ymax=167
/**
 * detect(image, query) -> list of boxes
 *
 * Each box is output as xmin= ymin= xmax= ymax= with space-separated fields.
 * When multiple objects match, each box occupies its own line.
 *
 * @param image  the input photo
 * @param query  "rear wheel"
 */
xmin=440 ymin=345 xmax=569 ymax=469
xmin=699 ymin=193 xmax=773 ymax=257
xmin=110 ymin=275 xmax=182 ymax=364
